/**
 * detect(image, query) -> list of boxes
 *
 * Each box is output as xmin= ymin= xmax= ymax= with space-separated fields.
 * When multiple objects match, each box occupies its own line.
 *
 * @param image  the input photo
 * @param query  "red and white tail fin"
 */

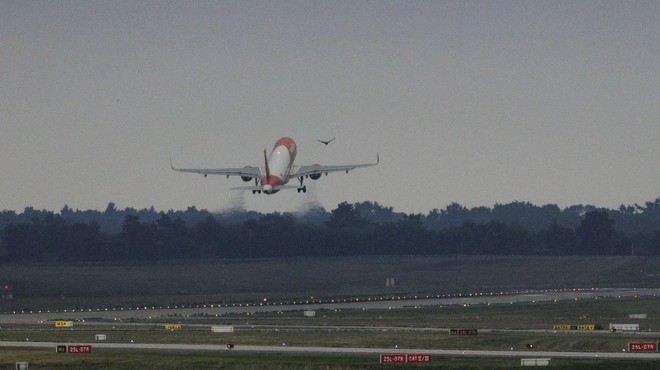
xmin=263 ymin=149 xmax=270 ymax=183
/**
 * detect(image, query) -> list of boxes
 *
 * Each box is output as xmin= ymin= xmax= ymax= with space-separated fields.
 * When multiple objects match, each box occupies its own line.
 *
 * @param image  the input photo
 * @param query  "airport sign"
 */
xmin=628 ymin=342 xmax=657 ymax=352
xmin=552 ymin=324 xmax=595 ymax=331
xmin=54 ymin=320 xmax=73 ymax=328
xmin=450 ymin=328 xmax=478 ymax=335
xmin=406 ymin=354 xmax=432 ymax=363
xmin=56 ymin=345 xmax=92 ymax=353
xmin=380 ymin=354 xmax=432 ymax=364
xmin=380 ymin=354 xmax=406 ymax=364
xmin=67 ymin=345 xmax=92 ymax=353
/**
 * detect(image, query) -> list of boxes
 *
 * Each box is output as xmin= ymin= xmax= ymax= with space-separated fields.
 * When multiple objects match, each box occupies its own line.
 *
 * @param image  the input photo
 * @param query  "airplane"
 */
xmin=170 ymin=136 xmax=378 ymax=194
xmin=317 ymin=137 xmax=335 ymax=145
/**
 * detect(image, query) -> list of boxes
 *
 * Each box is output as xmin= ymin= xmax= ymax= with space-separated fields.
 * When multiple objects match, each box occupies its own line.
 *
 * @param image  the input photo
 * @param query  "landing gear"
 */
xmin=297 ymin=177 xmax=307 ymax=193
xmin=252 ymin=179 xmax=261 ymax=194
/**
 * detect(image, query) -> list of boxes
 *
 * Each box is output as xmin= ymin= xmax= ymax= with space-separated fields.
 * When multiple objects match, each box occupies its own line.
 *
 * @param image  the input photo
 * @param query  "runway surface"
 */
xmin=1 ymin=340 xmax=659 ymax=360
xmin=1 ymin=287 xmax=658 ymax=324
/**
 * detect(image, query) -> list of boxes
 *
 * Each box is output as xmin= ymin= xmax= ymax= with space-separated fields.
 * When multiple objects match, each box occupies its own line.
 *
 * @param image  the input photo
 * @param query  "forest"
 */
xmin=1 ymin=198 xmax=659 ymax=263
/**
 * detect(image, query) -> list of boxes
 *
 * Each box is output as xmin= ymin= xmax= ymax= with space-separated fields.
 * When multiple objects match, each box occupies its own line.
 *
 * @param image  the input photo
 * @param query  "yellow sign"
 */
xmin=165 ymin=324 xmax=182 ymax=331
xmin=553 ymin=324 xmax=595 ymax=331
xmin=55 ymin=321 xmax=72 ymax=328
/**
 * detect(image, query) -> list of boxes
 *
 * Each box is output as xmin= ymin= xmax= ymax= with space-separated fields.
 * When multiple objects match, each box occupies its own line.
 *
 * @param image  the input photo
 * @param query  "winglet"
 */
xmin=376 ymin=153 xmax=379 ymax=165
xmin=170 ymin=158 xmax=176 ymax=171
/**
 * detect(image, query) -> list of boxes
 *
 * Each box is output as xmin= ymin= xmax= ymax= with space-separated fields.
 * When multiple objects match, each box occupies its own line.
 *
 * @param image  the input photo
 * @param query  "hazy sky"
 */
xmin=2 ymin=1 xmax=659 ymax=215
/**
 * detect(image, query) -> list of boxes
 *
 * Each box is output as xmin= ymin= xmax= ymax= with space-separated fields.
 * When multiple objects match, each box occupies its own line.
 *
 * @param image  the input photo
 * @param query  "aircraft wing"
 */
xmin=291 ymin=154 xmax=379 ymax=178
xmin=170 ymin=160 xmax=261 ymax=178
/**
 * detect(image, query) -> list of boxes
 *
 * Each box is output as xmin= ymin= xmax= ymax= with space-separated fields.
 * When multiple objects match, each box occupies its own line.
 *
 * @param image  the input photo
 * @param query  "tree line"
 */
xmin=1 ymin=199 xmax=659 ymax=263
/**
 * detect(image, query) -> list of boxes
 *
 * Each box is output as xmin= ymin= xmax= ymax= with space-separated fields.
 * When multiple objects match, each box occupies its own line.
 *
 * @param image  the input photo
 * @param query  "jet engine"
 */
xmin=241 ymin=166 xmax=254 ymax=182
xmin=309 ymin=165 xmax=322 ymax=180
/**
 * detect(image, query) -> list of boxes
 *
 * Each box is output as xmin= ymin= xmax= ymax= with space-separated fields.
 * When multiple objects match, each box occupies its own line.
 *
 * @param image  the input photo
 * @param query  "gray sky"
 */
xmin=2 ymin=1 xmax=659 ymax=215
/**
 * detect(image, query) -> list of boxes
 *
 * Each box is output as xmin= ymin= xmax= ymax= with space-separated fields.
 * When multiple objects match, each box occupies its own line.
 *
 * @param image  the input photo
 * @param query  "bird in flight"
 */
xmin=317 ymin=137 xmax=335 ymax=145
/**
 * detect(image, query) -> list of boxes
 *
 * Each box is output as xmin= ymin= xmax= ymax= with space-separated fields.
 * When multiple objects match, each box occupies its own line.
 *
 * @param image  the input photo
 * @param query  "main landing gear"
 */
xmin=252 ymin=178 xmax=262 ymax=194
xmin=297 ymin=177 xmax=307 ymax=193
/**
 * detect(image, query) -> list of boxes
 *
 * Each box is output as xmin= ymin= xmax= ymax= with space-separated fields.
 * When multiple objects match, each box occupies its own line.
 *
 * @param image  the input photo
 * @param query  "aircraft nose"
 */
xmin=262 ymin=185 xmax=273 ymax=194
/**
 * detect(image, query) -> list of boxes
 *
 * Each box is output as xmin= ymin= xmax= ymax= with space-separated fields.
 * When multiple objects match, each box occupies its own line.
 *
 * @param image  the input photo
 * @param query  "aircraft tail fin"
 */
xmin=263 ymin=149 xmax=270 ymax=183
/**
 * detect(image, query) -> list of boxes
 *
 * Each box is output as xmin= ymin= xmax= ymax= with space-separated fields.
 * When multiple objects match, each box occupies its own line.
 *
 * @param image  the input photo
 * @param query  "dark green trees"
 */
xmin=576 ymin=211 xmax=615 ymax=255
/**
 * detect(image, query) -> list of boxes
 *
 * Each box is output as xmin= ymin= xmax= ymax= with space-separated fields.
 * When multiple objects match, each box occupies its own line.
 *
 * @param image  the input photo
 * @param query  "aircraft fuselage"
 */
xmin=261 ymin=137 xmax=297 ymax=194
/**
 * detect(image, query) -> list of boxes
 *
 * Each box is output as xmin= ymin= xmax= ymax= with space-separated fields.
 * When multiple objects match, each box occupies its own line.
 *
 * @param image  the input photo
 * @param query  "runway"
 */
xmin=2 ymin=288 xmax=658 ymax=362
xmin=1 ymin=287 xmax=658 ymax=324
xmin=1 ymin=340 xmax=659 ymax=360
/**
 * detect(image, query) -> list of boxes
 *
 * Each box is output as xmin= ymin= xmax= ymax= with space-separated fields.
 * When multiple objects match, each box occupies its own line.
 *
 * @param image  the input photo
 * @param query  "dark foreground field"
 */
xmin=1 ymin=349 xmax=659 ymax=370
xmin=1 ymin=255 xmax=659 ymax=311
xmin=1 ymin=256 xmax=659 ymax=369
xmin=1 ymin=296 xmax=660 ymax=370
xmin=1 ymin=297 xmax=659 ymax=370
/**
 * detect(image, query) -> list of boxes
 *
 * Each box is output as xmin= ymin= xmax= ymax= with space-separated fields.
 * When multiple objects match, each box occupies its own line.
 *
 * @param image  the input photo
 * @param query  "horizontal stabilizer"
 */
xmin=229 ymin=185 xmax=262 ymax=191
xmin=230 ymin=185 xmax=302 ymax=191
